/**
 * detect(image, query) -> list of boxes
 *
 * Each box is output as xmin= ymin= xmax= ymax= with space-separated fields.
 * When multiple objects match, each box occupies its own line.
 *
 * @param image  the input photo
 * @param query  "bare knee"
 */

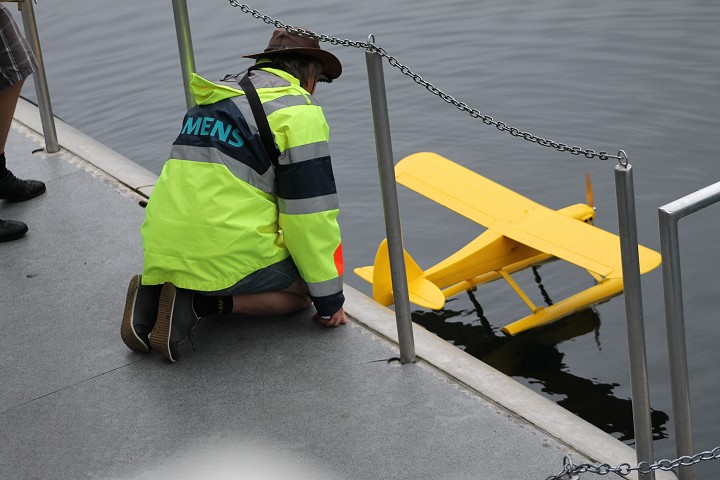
xmin=297 ymin=293 xmax=312 ymax=310
xmin=283 ymin=279 xmax=312 ymax=309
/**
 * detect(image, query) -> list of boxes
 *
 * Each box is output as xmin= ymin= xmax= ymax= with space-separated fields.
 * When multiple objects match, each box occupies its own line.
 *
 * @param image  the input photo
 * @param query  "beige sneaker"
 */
xmin=121 ymin=275 xmax=162 ymax=353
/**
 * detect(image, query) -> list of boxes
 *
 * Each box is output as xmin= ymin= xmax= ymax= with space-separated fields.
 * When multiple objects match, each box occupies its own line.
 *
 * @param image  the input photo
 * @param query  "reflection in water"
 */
xmin=412 ymin=282 xmax=669 ymax=444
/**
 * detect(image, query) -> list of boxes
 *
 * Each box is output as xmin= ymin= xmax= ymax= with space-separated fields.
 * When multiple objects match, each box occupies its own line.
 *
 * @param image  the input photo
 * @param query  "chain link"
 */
xmin=228 ymin=1 xmax=624 ymax=163
xmin=546 ymin=447 xmax=720 ymax=480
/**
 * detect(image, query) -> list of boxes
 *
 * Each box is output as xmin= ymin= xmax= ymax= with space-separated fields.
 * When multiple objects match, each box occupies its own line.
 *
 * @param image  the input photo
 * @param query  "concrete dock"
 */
xmin=0 ymin=99 xmax=675 ymax=480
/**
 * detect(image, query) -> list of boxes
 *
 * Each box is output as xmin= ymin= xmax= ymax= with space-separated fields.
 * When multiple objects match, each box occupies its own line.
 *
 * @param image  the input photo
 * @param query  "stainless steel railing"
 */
xmin=615 ymin=161 xmax=656 ymax=479
xmin=12 ymin=0 xmax=58 ymax=152
xmin=365 ymin=35 xmax=416 ymax=363
xmin=172 ymin=0 xmax=195 ymax=110
xmin=659 ymin=180 xmax=720 ymax=480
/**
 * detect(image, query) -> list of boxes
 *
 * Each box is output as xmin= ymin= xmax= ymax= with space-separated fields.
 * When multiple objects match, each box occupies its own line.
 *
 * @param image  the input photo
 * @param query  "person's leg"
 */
xmin=195 ymin=257 xmax=312 ymax=317
xmin=0 ymin=79 xmax=23 ymax=155
xmin=0 ymin=78 xmax=34 ymax=242
xmin=230 ymin=278 xmax=312 ymax=316
xmin=0 ymin=79 xmax=45 ymax=201
xmin=149 ymin=259 xmax=312 ymax=362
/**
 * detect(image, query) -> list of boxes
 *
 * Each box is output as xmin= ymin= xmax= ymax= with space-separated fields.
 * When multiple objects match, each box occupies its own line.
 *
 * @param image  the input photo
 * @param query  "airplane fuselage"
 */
xmin=424 ymin=203 xmax=595 ymax=293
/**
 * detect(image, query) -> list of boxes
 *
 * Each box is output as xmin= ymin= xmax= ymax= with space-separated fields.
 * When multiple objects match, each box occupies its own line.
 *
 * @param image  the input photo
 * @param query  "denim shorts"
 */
xmin=201 ymin=256 xmax=299 ymax=296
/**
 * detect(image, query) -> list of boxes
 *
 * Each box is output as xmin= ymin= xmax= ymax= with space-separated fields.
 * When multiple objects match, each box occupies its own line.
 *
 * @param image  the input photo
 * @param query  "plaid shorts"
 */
xmin=0 ymin=4 xmax=37 ymax=90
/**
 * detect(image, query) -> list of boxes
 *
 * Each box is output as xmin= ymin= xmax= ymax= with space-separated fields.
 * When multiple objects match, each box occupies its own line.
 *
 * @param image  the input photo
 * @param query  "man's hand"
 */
xmin=313 ymin=307 xmax=347 ymax=328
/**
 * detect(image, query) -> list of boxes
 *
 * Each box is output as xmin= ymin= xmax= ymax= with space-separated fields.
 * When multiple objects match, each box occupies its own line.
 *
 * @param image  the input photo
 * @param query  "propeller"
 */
xmin=585 ymin=172 xmax=594 ymax=209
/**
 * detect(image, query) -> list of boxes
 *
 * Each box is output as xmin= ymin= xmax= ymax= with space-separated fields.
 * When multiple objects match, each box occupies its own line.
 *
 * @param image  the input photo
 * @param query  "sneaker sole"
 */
xmin=120 ymin=275 xmax=151 ymax=353
xmin=151 ymin=283 xmax=177 ymax=363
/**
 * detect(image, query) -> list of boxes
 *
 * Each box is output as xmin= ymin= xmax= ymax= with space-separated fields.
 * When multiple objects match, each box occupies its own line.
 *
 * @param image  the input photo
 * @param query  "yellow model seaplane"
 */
xmin=355 ymin=152 xmax=661 ymax=335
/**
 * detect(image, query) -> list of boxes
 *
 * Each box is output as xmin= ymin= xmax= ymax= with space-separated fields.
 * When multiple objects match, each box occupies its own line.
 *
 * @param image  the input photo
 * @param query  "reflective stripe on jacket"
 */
xmin=141 ymin=66 xmax=344 ymax=316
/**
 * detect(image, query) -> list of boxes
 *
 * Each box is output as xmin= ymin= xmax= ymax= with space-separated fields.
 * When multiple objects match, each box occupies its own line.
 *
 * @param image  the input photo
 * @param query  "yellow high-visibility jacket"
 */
xmin=141 ymin=65 xmax=344 ymax=316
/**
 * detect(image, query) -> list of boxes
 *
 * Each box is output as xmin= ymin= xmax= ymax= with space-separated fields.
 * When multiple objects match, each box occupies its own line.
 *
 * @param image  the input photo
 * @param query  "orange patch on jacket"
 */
xmin=334 ymin=243 xmax=344 ymax=275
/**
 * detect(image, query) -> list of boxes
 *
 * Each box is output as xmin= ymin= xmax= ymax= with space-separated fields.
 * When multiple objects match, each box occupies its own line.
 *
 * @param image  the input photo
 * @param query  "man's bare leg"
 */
xmin=230 ymin=278 xmax=311 ymax=316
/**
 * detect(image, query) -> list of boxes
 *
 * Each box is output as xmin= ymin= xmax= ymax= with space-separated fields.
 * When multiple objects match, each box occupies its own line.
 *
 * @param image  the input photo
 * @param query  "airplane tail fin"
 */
xmin=353 ymin=239 xmax=446 ymax=310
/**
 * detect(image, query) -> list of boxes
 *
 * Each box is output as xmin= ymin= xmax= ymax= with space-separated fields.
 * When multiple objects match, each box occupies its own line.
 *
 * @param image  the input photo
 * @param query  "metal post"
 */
xmin=659 ymin=209 xmax=694 ymax=480
xmin=172 ymin=0 xmax=196 ymax=109
xmin=20 ymin=0 xmax=58 ymax=153
xmin=365 ymin=35 xmax=415 ymax=364
xmin=658 ymin=180 xmax=720 ymax=480
xmin=614 ymin=160 xmax=655 ymax=479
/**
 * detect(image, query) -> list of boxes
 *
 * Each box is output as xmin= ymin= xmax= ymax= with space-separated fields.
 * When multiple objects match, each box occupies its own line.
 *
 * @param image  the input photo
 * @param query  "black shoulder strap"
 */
xmin=239 ymin=68 xmax=280 ymax=166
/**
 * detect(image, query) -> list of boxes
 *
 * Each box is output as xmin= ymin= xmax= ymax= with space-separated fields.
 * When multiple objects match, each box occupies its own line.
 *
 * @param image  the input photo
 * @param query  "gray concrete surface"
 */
xmin=1 ymin=102 xmax=675 ymax=479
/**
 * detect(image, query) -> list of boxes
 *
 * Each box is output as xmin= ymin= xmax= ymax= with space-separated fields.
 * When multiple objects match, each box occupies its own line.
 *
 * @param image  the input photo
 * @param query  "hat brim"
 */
xmin=243 ymin=47 xmax=342 ymax=81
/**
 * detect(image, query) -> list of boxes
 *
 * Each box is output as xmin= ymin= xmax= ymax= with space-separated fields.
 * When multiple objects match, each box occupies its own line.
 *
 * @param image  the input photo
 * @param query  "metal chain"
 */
xmin=228 ymin=1 xmax=624 ymax=163
xmin=546 ymin=448 xmax=720 ymax=480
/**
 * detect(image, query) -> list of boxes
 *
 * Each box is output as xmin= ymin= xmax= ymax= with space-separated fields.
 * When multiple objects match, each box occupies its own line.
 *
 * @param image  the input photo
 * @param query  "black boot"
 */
xmin=0 ymin=170 xmax=46 ymax=202
xmin=0 ymin=219 xmax=28 ymax=242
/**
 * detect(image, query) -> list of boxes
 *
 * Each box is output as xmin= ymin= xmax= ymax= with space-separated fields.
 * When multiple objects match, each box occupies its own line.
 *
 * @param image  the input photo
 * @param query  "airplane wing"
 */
xmin=395 ymin=152 xmax=661 ymax=278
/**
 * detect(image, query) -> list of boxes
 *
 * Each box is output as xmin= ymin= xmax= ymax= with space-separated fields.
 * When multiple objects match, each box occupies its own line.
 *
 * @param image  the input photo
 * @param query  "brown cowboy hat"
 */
xmin=243 ymin=28 xmax=342 ymax=82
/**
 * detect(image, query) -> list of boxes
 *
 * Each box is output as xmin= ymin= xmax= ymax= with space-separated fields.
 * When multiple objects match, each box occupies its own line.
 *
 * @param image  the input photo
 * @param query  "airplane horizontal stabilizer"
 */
xmin=353 ymin=239 xmax=445 ymax=310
